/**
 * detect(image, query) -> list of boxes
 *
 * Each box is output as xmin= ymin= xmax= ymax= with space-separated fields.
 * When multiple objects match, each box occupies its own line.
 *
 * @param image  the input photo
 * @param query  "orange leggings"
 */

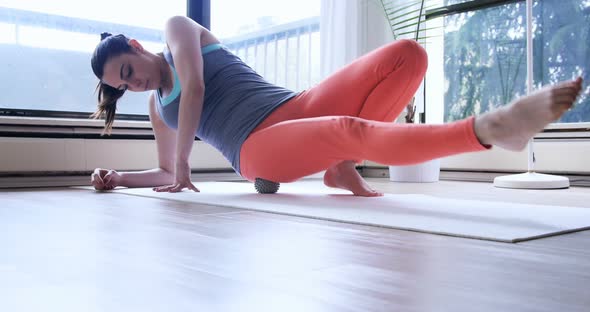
xmin=240 ymin=39 xmax=490 ymax=183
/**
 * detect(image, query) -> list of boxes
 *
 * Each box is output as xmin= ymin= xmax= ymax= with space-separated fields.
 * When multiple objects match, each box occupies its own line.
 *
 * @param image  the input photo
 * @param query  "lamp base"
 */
xmin=493 ymin=172 xmax=570 ymax=189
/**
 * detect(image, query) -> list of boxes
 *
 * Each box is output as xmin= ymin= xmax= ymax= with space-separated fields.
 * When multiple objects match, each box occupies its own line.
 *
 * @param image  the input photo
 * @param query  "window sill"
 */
xmin=0 ymin=116 xmax=152 ymax=129
xmin=0 ymin=116 xmax=154 ymax=139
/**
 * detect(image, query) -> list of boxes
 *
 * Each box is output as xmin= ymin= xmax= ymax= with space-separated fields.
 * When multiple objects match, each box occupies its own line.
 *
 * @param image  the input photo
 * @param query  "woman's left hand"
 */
xmin=153 ymin=161 xmax=200 ymax=193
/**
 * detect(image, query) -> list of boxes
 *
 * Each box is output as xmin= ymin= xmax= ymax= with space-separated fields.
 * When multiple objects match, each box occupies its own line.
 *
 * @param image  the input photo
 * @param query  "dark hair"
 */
xmin=90 ymin=32 xmax=132 ymax=135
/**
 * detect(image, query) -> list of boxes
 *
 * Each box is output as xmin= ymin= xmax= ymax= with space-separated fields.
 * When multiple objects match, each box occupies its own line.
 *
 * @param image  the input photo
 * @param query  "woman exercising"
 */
xmin=90 ymin=16 xmax=583 ymax=196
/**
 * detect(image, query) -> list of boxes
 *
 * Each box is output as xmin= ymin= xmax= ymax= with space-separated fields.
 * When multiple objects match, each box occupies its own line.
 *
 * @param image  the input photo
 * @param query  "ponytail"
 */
xmin=90 ymin=82 xmax=125 ymax=135
xmin=90 ymin=32 xmax=132 ymax=135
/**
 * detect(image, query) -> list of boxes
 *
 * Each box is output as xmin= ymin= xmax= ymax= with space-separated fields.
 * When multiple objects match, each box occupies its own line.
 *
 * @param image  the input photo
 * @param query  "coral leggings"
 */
xmin=239 ymin=39 xmax=489 ymax=183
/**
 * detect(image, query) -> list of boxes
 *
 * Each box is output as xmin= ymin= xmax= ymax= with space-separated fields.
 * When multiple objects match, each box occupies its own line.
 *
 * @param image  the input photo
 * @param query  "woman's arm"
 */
xmin=166 ymin=16 xmax=205 ymax=164
xmin=118 ymin=92 xmax=177 ymax=187
xmin=153 ymin=16 xmax=206 ymax=193
xmin=117 ymin=167 xmax=173 ymax=188
xmin=91 ymin=92 xmax=176 ymax=190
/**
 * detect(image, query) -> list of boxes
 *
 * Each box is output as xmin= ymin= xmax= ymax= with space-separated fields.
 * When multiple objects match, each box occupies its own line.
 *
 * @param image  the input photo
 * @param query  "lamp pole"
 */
xmin=493 ymin=0 xmax=570 ymax=189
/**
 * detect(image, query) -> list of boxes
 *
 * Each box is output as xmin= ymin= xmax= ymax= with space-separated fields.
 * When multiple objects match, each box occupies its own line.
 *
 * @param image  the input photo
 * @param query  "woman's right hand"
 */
xmin=91 ymin=168 xmax=121 ymax=190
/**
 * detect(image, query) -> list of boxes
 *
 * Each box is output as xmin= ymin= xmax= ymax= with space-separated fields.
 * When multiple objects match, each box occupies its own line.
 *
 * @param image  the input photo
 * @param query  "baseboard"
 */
xmin=360 ymin=167 xmax=590 ymax=187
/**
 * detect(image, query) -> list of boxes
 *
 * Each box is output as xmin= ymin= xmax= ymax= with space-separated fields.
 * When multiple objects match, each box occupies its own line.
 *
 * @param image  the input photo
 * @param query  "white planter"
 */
xmin=388 ymin=159 xmax=441 ymax=183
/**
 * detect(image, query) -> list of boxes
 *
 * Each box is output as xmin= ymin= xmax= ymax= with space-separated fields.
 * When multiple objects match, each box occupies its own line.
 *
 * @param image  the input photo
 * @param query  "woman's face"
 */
xmin=101 ymin=40 xmax=160 ymax=92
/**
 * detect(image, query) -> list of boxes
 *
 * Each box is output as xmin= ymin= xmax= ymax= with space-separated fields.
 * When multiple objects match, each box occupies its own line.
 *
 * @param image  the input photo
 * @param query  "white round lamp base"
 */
xmin=493 ymin=172 xmax=570 ymax=189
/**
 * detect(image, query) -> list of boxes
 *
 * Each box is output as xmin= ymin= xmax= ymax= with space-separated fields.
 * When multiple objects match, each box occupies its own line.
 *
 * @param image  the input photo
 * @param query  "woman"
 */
xmin=90 ymin=16 xmax=583 ymax=196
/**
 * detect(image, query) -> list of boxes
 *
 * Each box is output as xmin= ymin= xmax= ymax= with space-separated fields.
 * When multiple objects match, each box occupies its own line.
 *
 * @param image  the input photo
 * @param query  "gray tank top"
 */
xmin=155 ymin=44 xmax=298 ymax=174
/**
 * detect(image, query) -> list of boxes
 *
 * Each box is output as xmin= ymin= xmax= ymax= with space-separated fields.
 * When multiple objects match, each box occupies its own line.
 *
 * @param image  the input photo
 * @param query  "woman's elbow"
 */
xmin=188 ymin=80 xmax=205 ymax=96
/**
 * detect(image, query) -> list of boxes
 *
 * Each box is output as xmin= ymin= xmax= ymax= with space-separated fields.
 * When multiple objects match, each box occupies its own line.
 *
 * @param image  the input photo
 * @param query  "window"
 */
xmin=0 ymin=0 xmax=185 ymax=116
xmin=437 ymin=0 xmax=590 ymax=124
xmin=210 ymin=0 xmax=321 ymax=92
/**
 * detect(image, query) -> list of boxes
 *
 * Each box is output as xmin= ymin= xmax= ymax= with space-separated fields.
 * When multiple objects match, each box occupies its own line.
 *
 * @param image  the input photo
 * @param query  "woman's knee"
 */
xmin=388 ymin=39 xmax=428 ymax=74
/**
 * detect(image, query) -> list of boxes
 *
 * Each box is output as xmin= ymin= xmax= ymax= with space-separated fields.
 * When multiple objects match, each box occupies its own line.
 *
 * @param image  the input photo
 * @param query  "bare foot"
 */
xmin=475 ymin=77 xmax=583 ymax=150
xmin=324 ymin=160 xmax=384 ymax=197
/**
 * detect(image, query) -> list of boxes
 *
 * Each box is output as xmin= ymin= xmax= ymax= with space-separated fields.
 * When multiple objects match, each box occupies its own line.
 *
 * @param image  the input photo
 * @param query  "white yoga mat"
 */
xmin=107 ymin=182 xmax=590 ymax=243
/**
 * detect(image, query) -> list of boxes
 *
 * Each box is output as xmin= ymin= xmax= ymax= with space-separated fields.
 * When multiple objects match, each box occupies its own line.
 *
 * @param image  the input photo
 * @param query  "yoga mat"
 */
xmin=104 ymin=182 xmax=590 ymax=243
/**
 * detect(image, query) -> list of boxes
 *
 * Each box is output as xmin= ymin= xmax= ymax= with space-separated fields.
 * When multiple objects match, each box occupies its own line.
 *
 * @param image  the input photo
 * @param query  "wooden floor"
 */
xmin=2 ymin=179 xmax=589 ymax=312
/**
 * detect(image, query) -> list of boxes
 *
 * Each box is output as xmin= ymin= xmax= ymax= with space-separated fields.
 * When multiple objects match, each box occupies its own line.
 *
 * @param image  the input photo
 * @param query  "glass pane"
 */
xmin=533 ymin=0 xmax=590 ymax=123
xmin=443 ymin=2 xmax=527 ymax=122
xmin=0 ymin=0 xmax=185 ymax=115
xmin=211 ymin=0 xmax=321 ymax=92
xmin=443 ymin=0 xmax=590 ymax=123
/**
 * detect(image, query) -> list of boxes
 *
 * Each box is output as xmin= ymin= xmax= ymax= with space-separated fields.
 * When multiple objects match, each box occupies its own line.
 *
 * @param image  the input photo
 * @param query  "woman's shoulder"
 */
xmin=164 ymin=16 xmax=202 ymax=29
xmin=164 ymin=16 xmax=219 ymax=47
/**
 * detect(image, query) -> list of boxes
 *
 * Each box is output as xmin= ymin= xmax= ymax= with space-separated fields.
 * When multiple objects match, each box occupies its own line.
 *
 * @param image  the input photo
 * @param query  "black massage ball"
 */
xmin=254 ymin=178 xmax=280 ymax=194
